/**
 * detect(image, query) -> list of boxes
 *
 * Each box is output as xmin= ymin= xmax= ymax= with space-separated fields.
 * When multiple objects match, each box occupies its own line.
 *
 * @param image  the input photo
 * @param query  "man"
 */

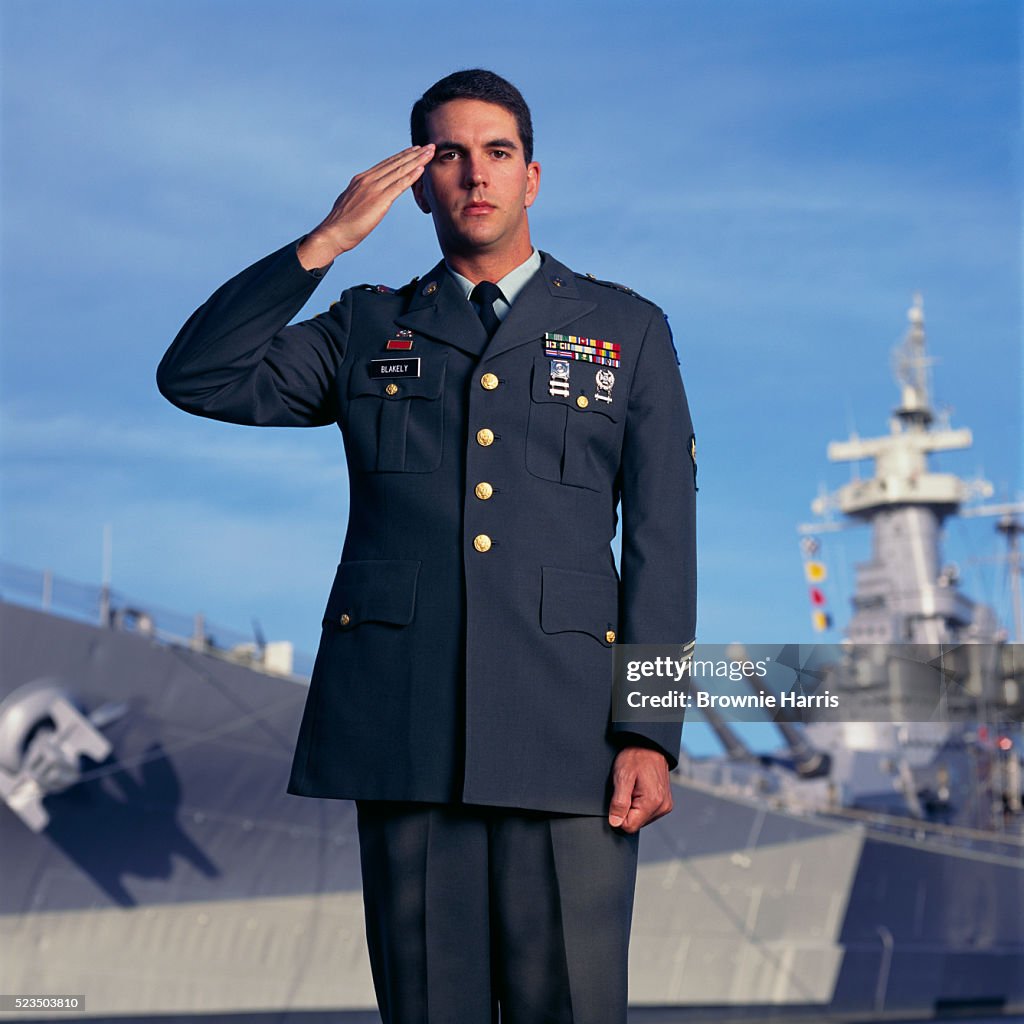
xmin=159 ymin=70 xmax=696 ymax=1023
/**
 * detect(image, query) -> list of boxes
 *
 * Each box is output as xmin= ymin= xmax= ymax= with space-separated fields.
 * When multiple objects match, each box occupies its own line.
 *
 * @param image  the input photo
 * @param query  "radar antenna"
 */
xmin=892 ymin=292 xmax=936 ymax=426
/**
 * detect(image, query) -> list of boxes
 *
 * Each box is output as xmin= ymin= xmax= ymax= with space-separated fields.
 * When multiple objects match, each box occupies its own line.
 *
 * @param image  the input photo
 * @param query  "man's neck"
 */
xmin=443 ymin=239 xmax=536 ymax=286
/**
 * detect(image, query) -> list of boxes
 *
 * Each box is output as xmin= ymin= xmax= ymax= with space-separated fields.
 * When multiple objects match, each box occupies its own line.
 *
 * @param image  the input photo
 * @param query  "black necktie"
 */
xmin=470 ymin=281 xmax=504 ymax=340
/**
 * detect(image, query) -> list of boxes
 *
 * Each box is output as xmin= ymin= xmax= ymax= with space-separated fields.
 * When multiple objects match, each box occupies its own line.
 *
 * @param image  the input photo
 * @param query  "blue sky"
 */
xmin=2 ymin=1 xmax=1021 ymax=679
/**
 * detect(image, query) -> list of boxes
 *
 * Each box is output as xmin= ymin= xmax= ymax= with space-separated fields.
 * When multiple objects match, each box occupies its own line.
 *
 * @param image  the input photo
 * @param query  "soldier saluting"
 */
xmin=159 ymin=69 xmax=696 ymax=1024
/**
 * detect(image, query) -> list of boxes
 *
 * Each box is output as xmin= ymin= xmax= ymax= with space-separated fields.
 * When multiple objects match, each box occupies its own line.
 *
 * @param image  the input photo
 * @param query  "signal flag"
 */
xmin=804 ymin=561 xmax=827 ymax=583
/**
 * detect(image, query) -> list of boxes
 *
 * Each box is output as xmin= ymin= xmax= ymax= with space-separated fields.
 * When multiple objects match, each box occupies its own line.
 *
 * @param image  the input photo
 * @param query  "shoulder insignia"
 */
xmin=575 ymin=271 xmax=658 ymax=307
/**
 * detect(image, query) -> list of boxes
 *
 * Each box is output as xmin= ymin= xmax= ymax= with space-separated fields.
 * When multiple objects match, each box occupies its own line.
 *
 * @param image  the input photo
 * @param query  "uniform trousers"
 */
xmin=356 ymin=801 xmax=640 ymax=1024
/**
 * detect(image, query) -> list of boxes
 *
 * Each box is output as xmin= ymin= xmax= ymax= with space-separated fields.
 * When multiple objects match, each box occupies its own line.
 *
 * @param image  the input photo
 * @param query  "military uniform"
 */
xmin=158 ymin=240 xmax=696 ymax=1019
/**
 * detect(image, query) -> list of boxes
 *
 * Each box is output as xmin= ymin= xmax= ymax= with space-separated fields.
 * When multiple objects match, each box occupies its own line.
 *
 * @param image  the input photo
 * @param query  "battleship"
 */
xmin=1 ymin=298 xmax=1022 ymax=1022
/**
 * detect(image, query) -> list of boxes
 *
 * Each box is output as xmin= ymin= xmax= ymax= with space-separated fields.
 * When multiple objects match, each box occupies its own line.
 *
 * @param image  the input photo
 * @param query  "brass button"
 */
xmin=340 ymin=613 xmax=351 ymax=627
xmin=481 ymin=372 xmax=499 ymax=391
xmin=476 ymin=428 xmax=495 ymax=447
xmin=474 ymin=481 xmax=494 ymax=500
xmin=385 ymin=383 xmax=399 ymax=396
xmin=473 ymin=534 xmax=492 ymax=552
xmin=605 ymin=630 xmax=616 ymax=644
xmin=576 ymin=395 xmax=589 ymax=409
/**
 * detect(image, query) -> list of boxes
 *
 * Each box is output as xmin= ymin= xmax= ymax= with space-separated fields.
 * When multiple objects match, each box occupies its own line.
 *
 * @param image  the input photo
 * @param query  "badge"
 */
xmin=369 ymin=357 xmax=421 ymax=379
xmin=594 ymin=368 xmax=615 ymax=403
xmin=548 ymin=359 xmax=571 ymax=397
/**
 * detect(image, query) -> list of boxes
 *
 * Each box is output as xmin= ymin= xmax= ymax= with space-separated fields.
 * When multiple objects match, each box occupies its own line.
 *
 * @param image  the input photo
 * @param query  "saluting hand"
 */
xmin=297 ymin=145 xmax=436 ymax=270
xmin=607 ymin=747 xmax=674 ymax=833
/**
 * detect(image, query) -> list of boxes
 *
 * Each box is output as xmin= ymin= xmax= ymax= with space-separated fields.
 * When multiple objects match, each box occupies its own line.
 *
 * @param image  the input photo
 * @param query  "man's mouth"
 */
xmin=463 ymin=201 xmax=494 ymax=216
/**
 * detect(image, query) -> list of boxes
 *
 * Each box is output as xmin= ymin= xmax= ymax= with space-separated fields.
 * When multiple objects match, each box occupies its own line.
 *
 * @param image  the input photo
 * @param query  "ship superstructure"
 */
xmin=810 ymin=295 xmax=1000 ymax=647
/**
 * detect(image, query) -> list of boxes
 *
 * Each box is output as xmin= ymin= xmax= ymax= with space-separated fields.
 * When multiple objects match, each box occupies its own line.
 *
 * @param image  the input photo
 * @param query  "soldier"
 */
xmin=158 ymin=69 xmax=696 ymax=1024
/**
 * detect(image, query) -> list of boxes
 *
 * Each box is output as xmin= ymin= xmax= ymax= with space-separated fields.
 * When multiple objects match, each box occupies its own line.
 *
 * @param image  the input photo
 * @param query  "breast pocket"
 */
xmin=525 ymin=355 xmax=623 ymax=491
xmin=344 ymin=354 xmax=447 ymax=472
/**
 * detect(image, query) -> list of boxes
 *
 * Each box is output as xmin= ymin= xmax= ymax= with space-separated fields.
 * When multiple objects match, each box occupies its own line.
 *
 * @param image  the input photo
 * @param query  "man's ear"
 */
xmin=524 ymin=161 xmax=541 ymax=209
xmin=412 ymin=177 xmax=432 ymax=214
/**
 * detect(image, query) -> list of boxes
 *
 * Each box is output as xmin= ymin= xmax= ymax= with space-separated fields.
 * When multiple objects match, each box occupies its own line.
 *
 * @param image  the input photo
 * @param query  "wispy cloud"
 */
xmin=2 ymin=404 xmax=346 ymax=486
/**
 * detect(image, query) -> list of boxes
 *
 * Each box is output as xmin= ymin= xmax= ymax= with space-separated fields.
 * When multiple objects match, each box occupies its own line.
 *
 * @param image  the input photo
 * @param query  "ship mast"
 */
xmin=811 ymin=296 xmax=996 ymax=645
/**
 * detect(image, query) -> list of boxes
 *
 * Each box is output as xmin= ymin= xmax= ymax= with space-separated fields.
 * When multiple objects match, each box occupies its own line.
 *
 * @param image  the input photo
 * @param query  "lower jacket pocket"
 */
xmin=322 ymin=559 xmax=421 ymax=629
xmin=540 ymin=565 xmax=619 ymax=646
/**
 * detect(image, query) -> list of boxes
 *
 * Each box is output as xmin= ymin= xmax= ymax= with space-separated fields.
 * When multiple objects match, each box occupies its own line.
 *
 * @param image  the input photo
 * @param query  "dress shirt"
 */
xmin=447 ymin=249 xmax=542 ymax=323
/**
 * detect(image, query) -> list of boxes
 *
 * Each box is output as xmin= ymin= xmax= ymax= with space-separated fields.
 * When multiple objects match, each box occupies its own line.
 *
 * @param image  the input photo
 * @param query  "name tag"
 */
xmin=369 ymin=357 xmax=421 ymax=379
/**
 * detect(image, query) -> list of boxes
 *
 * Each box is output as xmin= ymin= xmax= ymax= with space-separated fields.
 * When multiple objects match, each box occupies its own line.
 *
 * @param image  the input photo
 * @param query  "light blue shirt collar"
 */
xmin=446 ymin=249 xmax=542 ymax=323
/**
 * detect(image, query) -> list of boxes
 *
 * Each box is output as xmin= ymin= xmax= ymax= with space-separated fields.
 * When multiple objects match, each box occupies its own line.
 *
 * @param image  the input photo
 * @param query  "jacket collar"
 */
xmin=394 ymin=252 xmax=596 ymax=360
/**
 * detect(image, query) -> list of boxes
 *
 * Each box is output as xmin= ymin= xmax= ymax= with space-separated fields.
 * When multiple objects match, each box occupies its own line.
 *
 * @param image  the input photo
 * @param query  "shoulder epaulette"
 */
xmin=575 ymin=271 xmax=659 ymax=308
xmin=352 ymin=277 xmax=419 ymax=296
xmin=577 ymin=271 xmax=679 ymax=364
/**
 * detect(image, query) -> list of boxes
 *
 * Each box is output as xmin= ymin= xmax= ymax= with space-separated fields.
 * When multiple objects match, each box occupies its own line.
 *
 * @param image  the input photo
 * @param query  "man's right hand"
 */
xmin=297 ymin=144 xmax=435 ymax=270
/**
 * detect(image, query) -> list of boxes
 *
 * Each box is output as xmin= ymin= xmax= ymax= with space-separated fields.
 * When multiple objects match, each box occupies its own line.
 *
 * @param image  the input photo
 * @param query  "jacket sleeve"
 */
xmin=611 ymin=307 xmax=697 ymax=767
xmin=156 ymin=241 xmax=349 ymax=427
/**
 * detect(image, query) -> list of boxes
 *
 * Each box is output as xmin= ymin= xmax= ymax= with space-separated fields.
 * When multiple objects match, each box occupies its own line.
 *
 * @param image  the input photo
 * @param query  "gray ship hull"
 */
xmin=1 ymin=601 xmax=1021 ymax=1021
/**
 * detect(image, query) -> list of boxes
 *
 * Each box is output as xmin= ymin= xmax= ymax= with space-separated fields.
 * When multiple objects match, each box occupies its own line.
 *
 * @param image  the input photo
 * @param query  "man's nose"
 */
xmin=463 ymin=158 xmax=487 ymax=188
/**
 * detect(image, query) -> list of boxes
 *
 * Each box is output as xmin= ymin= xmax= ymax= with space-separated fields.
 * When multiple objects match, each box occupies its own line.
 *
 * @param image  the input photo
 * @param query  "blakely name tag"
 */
xmin=369 ymin=357 xmax=421 ymax=379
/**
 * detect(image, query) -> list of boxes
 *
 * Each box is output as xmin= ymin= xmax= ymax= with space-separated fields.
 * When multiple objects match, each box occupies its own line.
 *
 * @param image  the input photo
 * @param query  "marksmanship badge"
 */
xmin=548 ymin=359 xmax=571 ymax=397
xmin=594 ymin=368 xmax=615 ymax=403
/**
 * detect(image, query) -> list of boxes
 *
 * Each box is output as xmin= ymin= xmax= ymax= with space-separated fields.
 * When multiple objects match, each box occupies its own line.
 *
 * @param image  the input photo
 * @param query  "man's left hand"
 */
xmin=607 ymin=747 xmax=673 ymax=833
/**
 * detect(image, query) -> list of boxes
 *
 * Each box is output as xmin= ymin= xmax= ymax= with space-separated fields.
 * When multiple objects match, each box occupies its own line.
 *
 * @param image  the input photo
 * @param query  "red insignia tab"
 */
xmin=386 ymin=339 xmax=414 ymax=350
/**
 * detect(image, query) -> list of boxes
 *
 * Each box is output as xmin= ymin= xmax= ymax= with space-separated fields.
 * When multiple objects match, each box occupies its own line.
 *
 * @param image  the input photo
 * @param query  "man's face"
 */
xmin=413 ymin=98 xmax=540 ymax=260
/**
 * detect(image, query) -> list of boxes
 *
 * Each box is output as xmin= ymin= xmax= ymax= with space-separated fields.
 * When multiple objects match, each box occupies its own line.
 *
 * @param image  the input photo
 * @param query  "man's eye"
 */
xmin=491 ymin=150 xmax=509 ymax=159
xmin=438 ymin=151 xmax=459 ymax=161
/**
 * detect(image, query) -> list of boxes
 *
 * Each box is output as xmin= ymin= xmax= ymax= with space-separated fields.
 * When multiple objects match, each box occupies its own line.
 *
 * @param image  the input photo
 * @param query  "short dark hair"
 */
xmin=411 ymin=69 xmax=534 ymax=164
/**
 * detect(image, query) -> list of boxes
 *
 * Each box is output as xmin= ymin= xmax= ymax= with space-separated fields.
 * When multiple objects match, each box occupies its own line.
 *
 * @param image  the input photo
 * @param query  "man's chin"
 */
xmin=443 ymin=229 xmax=502 ymax=254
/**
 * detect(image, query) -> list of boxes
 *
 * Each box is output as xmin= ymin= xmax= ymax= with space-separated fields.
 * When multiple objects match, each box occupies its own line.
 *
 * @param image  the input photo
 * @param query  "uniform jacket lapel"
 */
xmin=484 ymin=252 xmax=596 ymax=361
xmin=394 ymin=261 xmax=489 ymax=358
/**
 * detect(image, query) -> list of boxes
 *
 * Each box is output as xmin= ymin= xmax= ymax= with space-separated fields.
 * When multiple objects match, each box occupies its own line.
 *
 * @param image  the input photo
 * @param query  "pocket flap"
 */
xmin=540 ymin=566 xmax=619 ymax=645
xmin=323 ymin=560 xmax=421 ymax=628
xmin=349 ymin=353 xmax=447 ymax=400
xmin=530 ymin=355 xmax=622 ymax=422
